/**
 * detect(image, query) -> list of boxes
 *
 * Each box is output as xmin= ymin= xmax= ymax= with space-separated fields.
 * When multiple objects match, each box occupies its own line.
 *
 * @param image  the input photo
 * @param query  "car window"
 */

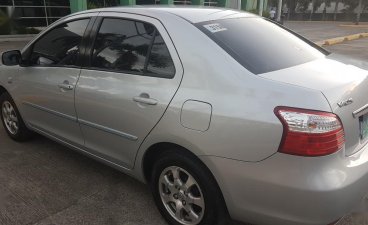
xmin=90 ymin=17 xmax=175 ymax=78
xmin=196 ymin=18 xmax=327 ymax=74
xmin=146 ymin=31 xmax=175 ymax=78
xmin=91 ymin=18 xmax=155 ymax=74
xmin=29 ymin=19 xmax=90 ymax=67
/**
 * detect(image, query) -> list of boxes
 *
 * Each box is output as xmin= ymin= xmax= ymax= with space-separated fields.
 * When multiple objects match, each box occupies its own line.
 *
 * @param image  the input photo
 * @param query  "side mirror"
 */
xmin=2 ymin=50 xmax=21 ymax=66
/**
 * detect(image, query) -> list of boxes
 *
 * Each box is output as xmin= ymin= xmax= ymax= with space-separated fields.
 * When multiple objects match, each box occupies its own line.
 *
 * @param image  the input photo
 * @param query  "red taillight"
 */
xmin=274 ymin=107 xmax=345 ymax=157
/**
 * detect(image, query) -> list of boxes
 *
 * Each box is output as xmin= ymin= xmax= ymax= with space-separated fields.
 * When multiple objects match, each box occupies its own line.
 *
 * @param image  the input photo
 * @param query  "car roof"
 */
xmin=76 ymin=6 xmax=258 ymax=23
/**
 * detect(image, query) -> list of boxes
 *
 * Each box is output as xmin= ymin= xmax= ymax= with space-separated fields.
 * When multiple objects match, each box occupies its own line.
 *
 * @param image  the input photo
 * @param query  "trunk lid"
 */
xmin=260 ymin=55 xmax=368 ymax=156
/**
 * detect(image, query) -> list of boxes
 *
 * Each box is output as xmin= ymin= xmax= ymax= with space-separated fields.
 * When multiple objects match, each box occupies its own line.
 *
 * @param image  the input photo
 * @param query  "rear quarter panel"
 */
xmin=133 ymin=15 xmax=332 ymax=180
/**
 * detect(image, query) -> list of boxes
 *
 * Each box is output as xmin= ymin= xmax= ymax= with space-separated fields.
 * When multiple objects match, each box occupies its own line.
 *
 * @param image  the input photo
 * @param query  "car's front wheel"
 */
xmin=0 ymin=92 xmax=33 ymax=141
xmin=151 ymin=150 xmax=229 ymax=225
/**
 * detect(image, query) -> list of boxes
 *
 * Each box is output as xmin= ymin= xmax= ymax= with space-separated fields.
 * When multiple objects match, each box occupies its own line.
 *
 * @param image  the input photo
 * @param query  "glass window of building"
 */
xmin=0 ymin=0 xmax=70 ymax=27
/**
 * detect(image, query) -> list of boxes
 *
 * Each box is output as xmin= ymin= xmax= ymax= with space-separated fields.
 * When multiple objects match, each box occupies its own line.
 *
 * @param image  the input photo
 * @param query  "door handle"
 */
xmin=58 ymin=81 xmax=74 ymax=91
xmin=133 ymin=94 xmax=158 ymax=105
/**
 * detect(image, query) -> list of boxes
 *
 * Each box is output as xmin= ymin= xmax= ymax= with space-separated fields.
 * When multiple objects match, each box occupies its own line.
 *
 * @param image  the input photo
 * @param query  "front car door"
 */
xmin=75 ymin=13 xmax=183 ymax=169
xmin=11 ymin=13 xmax=97 ymax=146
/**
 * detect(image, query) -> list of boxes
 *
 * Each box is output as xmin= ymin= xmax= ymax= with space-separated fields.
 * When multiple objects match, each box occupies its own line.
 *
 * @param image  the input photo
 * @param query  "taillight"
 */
xmin=274 ymin=107 xmax=345 ymax=157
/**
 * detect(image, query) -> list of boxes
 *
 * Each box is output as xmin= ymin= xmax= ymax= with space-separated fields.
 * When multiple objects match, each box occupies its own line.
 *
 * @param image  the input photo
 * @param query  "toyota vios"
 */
xmin=1 ymin=7 xmax=368 ymax=225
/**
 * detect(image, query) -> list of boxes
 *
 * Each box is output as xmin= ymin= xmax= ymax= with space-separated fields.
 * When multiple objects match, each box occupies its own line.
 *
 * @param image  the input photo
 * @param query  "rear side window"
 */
xmin=146 ymin=32 xmax=175 ymax=78
xmin=196 ymin=18 xmax=326 ymax=74
xmin=30 ymin=19 xmax=90 ymax=67
xmin=91 ymin=18 xmax=175 ymax=78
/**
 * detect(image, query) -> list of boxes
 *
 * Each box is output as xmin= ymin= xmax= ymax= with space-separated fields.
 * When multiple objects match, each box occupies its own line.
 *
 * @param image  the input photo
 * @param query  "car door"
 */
xmin=75 ymin=13 xmax=183 ymax=169
xmin=12 ymin=13 xmax=97 ymax=146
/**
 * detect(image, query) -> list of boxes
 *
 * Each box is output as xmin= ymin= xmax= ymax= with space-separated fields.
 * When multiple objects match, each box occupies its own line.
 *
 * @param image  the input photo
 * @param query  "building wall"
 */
xmin=71 ymin=0 xmax=267 ymax=12
xmin=0 ymin=0 xmax=71 ymax=27
xmin=0 ymin=0 xmax=267 ymax=28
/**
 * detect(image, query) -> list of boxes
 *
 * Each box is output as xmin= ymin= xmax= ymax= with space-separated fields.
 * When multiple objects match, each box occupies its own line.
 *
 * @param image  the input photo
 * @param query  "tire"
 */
xmin=150 ymin=150 xmax=230 ymax=225
xmin=0 ymin=92 xmax=33 ymax=142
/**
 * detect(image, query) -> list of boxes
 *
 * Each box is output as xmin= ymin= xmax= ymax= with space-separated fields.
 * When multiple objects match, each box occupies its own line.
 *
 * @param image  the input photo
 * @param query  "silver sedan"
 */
xmin=1 ymin=6 xmax=368 ymax=225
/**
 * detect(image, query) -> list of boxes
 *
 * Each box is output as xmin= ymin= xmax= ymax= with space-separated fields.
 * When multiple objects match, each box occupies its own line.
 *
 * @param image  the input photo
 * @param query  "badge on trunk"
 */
xmin=337 ymin=98 xmax=353 ymax=108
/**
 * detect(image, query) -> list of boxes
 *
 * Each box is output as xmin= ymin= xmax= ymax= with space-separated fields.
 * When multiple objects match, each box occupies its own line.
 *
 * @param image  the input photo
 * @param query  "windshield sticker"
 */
xmin=203 ymin=23 xmax=227 ymax=33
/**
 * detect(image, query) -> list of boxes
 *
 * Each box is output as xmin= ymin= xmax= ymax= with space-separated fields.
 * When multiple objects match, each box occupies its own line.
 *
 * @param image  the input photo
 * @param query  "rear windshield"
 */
xmin=196 ymin=18 xmax=327 ymax=74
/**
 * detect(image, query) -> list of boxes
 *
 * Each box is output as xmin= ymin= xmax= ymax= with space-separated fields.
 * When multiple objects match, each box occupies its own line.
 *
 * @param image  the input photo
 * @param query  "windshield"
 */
xmin=196 ymin=18 xmax=327 ymax=74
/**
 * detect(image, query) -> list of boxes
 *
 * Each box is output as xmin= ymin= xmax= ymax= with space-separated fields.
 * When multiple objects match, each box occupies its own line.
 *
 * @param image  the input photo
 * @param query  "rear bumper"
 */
xmin=200 ymin=145 xmax=368 ymax=225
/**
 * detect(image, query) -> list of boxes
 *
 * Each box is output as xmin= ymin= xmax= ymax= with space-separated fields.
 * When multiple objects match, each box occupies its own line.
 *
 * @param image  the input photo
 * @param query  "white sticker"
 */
xmin=203 ymin=23 xmax=227 ymax=33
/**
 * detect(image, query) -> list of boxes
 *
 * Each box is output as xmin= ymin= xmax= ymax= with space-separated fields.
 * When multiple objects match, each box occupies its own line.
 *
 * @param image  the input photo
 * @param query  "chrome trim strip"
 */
xmin=78 ymin=119 xmax=138 ymax=141
xmin=353 ymin=103 xmax=368 ymax=118
xmin=23 ymin=102 xmax=77 ymax=122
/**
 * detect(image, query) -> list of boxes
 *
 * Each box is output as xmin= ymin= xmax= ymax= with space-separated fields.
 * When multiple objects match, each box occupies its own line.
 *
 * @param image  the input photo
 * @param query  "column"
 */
xmin=217 ymin=0 xmax=228 ymax=7
xmin=120 ymin=0 xmax=136 ymax=5
xmin=241 ymin=0 xmax=247 ymax=10
xmin=69 ymin=0 xmax=87 ymax=13
xmin=263 ymin=0 xmax=268 ymax=11
xmin=192 ymin=0 xmax=204 ymax=5
xmin=160 ymin=0 xmax=174 ymax=5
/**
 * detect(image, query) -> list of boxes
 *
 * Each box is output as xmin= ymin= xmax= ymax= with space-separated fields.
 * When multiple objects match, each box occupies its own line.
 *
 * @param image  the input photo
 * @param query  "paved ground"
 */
xmin=324 ymin=38 xmax=368 ymax=60
xmin=0 ymin=124 xmax=167 ymax=225
xmin=0 ymin=22 xmax=368 ymax=225
xmin=284 ymin=21 xmax=368 ymax=60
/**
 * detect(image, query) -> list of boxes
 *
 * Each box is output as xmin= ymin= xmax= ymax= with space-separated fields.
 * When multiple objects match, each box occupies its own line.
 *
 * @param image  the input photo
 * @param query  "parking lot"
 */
xmin=0 ymin=21 xmax=368 ymax=225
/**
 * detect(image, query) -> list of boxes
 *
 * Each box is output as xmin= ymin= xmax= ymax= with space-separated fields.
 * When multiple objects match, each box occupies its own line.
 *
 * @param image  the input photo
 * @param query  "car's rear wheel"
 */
xmin=150 ymin=150 xmax=229 ymax=225
xmin=0 ymin=92 xmax=33 ymax=141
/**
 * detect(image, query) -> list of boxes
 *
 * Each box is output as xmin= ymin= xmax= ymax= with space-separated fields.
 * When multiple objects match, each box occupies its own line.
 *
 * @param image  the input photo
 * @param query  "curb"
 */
xmin=316 ymin=32 xmax=368 ymax=47
xmin=0 ymin=34 xmax=36 ymax=42
xmin=339 ymin=24 xmax=368 ymax=28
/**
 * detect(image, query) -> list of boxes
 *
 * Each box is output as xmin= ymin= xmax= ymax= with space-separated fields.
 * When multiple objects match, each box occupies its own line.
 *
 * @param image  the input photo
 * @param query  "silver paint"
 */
xmin=0 ymin=7 xmax=368 ymax=225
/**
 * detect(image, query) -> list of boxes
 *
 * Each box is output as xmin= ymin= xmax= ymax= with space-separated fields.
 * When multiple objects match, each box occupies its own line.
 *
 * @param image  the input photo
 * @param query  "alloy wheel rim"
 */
xmin=2 ymin=101 xmax=19 ymax=135
xmin=159 ymin=166 xmax=205 ymax=225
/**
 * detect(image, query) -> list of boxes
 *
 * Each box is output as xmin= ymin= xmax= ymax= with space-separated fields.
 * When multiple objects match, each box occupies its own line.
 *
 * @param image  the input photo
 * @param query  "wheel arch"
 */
xmin=0 ymin=85 xmax=8 ymax=96
xmin=141 ymin=141 xmax=230 ymax=221
xmin=142 ymin=142 xmax=192 ymax=183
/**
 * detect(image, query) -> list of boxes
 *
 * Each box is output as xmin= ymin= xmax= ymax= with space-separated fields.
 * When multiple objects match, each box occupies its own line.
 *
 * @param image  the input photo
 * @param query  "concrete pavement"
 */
xmin=324 ymin=38 xmax=368 ymax=60
xmin=0 ymin=124 xmax=167 ymax=225
xmin=284 ymin=21 xmax=368 ymax=61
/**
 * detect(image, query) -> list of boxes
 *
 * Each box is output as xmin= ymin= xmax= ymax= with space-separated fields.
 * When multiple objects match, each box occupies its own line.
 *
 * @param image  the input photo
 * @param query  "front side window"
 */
xmin=29 ymin=19 xmax=90 ymax=67
xmin=91 ymin=18 xmax=175 ymax=78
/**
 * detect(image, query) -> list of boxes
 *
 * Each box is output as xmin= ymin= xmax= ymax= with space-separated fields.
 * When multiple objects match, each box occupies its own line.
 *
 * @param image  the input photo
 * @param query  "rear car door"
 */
xmin=75 ymin=13 xmax=183 ymax=169
xmin=13 ymin=13 xmax=97 ymax=146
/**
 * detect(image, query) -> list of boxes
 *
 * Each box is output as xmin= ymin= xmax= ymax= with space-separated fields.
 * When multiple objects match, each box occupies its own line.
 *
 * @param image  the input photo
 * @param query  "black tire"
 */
xmin=150 ymin=149 xmax=230 ymax=225
xmin=0 ymin=92 xmax=33 ymax=142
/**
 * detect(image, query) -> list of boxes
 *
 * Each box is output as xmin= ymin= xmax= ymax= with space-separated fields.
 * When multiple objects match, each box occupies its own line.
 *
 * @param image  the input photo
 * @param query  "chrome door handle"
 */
xmin=58 ymin=83 xmax=74 ymax=90
xmin=133 ymin=96 xmax=158 ymax=105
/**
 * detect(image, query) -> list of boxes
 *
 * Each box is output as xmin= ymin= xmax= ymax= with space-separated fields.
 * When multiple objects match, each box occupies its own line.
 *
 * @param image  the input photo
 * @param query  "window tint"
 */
xmin=197 ymin=18 xmax=327 ymax=74
xmin=30 ymin=19 xmax=90 ymax=67
xmin=146 ymin=32 xmax=175 ymax=78
xmin=91 ymin=18 xmax=155 ymax=74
